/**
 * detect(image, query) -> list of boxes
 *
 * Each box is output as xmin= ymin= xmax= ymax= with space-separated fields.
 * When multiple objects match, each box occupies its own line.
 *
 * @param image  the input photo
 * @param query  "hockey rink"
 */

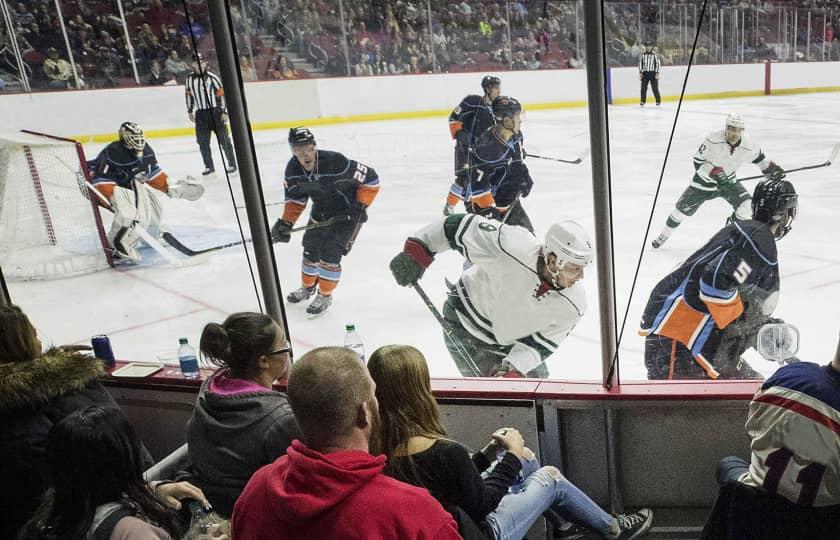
xmin=8 ymin=92 xmax=840 ymax=380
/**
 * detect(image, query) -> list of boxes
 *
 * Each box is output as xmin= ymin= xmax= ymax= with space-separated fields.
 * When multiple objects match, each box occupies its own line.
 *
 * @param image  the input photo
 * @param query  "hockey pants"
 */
xmin=195 ymin=108 xmax=236 ymax=170
xmin=644 ymin=334 xmax=761 ymax=380
xmin=108 ymin=182 xmax=163 ymax=259
xmin=675 ymin=181 xmax=752 ymax=221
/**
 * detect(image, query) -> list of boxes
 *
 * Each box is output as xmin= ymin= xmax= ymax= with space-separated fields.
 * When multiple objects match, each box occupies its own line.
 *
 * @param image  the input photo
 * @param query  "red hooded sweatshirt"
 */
xmin=232 ymin=439 xmax=462 ymax=540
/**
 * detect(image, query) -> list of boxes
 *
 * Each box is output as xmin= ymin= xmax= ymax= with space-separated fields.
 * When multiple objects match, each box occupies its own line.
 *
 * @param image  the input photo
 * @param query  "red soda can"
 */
xmin=91 ymin=335 xmax=116 ymax=367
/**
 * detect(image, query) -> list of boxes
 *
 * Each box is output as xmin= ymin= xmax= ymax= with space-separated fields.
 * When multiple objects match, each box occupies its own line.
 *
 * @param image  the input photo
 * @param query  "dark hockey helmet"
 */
xmin=492 ymin=96 xmax=522 ymax=121
xmin=481 ymin=75 xmax=501 ymax=93
xmin=288 ymin=126 xmax=316 ymax=146
xmin=119 ymin=122 xmax=145 ymax=152
xmin=752 ymin=178 xmax=798 ymax=239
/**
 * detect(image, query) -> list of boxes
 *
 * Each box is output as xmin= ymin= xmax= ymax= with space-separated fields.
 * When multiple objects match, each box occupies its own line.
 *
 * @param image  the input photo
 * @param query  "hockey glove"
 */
xmin=346 ymin=202 xmax=368 ymax=224
xmin=709 ymin=166 xmax=730 ymax=185
xmin=519 ymin=173 xmax=534 ymax=198
xmin=271 ymin=219 xmax=293 ymax=243
xmin=390 ymin=238 xmax=434 ymax=286
xmin=762 ymin=161 xmax=785 ymax=181
xmin=476 ymin=205 xmax=504 ymax=221
xmin=455 ymin=129 xmax=471 ymax=148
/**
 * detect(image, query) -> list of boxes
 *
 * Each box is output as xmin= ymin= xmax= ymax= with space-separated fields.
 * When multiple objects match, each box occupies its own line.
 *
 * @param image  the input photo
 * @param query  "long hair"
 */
xmin=19 ymin=407 xmax=181 ymax=539
xmin=0 ymin=304 xmax=41 ymax=362
xmin=367 ymin=345 xmax=447 ymax=484
xmin=199 ymin=312 xmax=279 ymax=379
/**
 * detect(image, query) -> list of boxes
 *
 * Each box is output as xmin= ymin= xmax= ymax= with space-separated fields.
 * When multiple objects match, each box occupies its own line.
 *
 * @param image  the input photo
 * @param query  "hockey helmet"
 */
xmin=542 ymin=221 xmax=593 ymax=287
xmin=752 ymin=178 xmax=798 ymax=239
xmin=492 ymin=96 xmax=522 ymax=121
xmin=481 ymin=75 xmax=501 ymax=93
xmin=288 ymin=126 xmax=316 ymax=146
xmin=725 ymin=113 xmax=745 ymax=130
xmin=119 ymin=122 xmax=145 ymax=152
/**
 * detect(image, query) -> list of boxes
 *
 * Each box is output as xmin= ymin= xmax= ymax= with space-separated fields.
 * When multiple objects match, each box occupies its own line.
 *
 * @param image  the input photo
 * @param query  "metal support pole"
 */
xmin=426 ymin=0 xmax=436 ymax=72
xmin=0 ymin=0 xmax=30 ymax=91
xmin=337 ymin=0 xmax=352 ymax=76
xmin=582 ymin=0 xmax=618 ymax=392
xmin=237 ymin=0 xmax=256 ymax=77
xmin=505 ymin=1 xmax=513 ymax=69
xmin=574 ymin=1 xmax=580 ymax=61
xmin=0 ymin=266 xmax=10 ymax=306
xmin=53 ymin=0 xmax=80 ymax=89
xmin=806 ymin=10 xmax=811 ymax=61
xmin=205 ymin=0 xmax=288 ymax=331
xmin=822 ymin=13 xmax=827 ymax=60
xmin=794 ymin=9 xmax=798 ymax=61
xmin=115 ymin=0 xmax=140 ymax=84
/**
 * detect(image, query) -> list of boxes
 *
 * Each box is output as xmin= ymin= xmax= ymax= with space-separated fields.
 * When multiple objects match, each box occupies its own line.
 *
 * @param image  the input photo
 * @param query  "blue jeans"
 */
xmin=486 ymin=456 xmax=614 ymax=540
xmin=717 ymin=455 xmax=750 ymax=485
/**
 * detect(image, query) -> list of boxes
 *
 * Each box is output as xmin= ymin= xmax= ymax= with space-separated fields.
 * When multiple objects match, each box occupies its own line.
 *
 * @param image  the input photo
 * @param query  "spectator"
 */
xmin=186 ymin=312 xmax=299 ymax=517
xmin=512 ymin=50 xmax=528 ymax=69
xmin=0 ymin=304 xmax=152 ymax=538
xmin=146 ymin=59 xmax=168 ymax=85
xmin=231 ymin=347 xmax=461 ymax=540
xmin=367 ymin=344 xmax=654 ymax=540
xmin=527 ymin=50 xmax=541 ymax=70
xmin=239 ymin=54 xmax=257 ymax=81
xmin=18 ymin=407 xmax=210 ymax=540
xmin=164 ymin=49 xmax=190 ymax=81
xmin=42 ymin=47 xmax=73 ymax=88
xmin=271 ymin=54 xmax=297 ymax=79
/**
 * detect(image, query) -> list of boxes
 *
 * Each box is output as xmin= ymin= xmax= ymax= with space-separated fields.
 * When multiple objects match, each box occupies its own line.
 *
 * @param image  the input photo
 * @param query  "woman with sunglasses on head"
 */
xmin=187 ymin=312 xmax=300 ymax=517
xmin=368 ymin=345 xmax=653 ymax=540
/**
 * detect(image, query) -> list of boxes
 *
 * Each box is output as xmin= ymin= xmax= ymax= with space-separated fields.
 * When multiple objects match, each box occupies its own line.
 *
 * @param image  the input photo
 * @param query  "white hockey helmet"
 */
xmin=119 ymin=122 xmax=145 ymax=153
xmin=725 ymin=113 xmax=745 ymax=130
xmin=544 ymin=221 xmax=593 ymax=268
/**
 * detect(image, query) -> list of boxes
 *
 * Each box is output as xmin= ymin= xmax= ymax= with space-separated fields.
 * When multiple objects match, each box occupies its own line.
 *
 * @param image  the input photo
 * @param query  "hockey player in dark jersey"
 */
xmin=466 ymin=95 xmax=535 ymax=232
xmin=271 ymin=127 xmax=380 ymax=316
xmin=88 ymin=122 xmax=203 ymax=261
xmin=640 ymin=178 xmax=798 ymax=380
xmin=443 ymin=75 xmax=500 ymax=215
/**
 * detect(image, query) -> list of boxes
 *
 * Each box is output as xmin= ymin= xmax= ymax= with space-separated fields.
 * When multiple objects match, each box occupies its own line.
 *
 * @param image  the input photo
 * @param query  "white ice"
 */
xmin=9 ymin=92 xmax=840 ymax=381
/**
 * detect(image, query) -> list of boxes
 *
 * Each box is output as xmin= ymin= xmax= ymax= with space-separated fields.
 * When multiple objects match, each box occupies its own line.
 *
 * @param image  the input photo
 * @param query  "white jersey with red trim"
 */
xmin=739 ymin=362 xmax=840 ymax=507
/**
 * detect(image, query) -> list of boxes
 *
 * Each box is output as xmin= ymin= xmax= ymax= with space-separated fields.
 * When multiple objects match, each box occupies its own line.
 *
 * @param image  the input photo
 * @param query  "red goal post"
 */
xmin=0 ymin=130 xmax=113 ymax=280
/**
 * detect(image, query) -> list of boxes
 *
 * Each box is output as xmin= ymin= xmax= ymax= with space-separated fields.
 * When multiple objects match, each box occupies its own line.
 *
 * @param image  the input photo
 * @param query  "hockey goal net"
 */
xmin=0 ymin=131 xmax=112 ymax=280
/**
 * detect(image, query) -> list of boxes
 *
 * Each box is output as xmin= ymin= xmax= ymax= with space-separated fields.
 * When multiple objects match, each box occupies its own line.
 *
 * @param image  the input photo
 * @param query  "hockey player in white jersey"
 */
xmin=390 ymin=214 xmax=592 ymax=378
xmin=652 ymin=113 xmax=786 ymax=248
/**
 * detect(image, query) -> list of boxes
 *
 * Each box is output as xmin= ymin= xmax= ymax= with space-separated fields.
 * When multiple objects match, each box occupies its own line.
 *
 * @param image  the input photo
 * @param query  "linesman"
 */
xmin=639 ymin=39 xmax=661 ymax=106
xmin=185 ymin=52 xmax=237 ymax=175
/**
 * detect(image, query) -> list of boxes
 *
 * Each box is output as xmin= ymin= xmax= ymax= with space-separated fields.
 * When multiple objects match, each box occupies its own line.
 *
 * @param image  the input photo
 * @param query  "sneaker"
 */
xmin=306 ymin=293 xmax=333 ymax=316
xmin=651 ymin=234 xmax=668 ymax=249
xmin=613 ymin=509 xmax=653 ymax=540
xmin=225 ymin=164 xmax=237 ymax=173
xmin=202 ymin=167 xmax=215 ymax=176
xmin=553 ymin=522 xmax=589 ymax=539
xmin=286 ymin=285 xmax=316 ymax=304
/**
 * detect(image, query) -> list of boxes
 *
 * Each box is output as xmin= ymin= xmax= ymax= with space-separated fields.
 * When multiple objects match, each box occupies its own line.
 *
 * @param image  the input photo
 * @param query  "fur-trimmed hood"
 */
xmin=0 ymin=348 xmax=106 ymax=411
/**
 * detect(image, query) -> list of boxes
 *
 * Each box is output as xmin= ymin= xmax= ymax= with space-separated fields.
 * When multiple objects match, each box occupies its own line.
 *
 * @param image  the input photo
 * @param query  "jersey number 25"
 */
xmin=353 ymin=163 xmax=368 ymax=183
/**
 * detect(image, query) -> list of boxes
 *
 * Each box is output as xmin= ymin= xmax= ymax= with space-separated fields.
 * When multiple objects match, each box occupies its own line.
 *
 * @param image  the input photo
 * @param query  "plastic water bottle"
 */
xmin=178 ymin=337 xmax=200 ymax=379
xmin=344 ymin=324 xmax=365 ymax=364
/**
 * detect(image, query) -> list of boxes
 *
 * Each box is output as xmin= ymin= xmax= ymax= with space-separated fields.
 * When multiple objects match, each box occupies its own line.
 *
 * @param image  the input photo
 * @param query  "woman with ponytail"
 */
xmin=187 ymin=312 xmax=299 ymax=516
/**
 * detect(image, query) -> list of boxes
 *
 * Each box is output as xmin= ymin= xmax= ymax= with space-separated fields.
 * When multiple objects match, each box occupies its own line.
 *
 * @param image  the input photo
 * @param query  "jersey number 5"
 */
xmin=762 ymin=447 xmax=826 ymax=507
xmin=732 ymin=260 xmax=752 ymax=284
xmin=353 ymin=163 xmax=368 ymax=183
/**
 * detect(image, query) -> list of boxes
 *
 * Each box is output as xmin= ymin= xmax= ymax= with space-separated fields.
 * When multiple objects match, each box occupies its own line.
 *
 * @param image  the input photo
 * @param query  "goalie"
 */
xmin=87 ymin=122 xmax=204 ymax=261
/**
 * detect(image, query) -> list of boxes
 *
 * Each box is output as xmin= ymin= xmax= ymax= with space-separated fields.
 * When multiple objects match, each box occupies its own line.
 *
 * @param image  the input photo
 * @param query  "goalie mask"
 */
xmin=752 ymin=178 xmax=798 ymax=239
xmin=119 ymin=122 xmax=145 ymax=154
xmin=542 ymin=221 xmax=593 ymax=288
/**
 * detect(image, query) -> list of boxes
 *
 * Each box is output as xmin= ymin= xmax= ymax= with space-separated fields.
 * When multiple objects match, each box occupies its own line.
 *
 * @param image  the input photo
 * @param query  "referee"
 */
xmin=185 ymin=53 xmax=237 ymax=175
xmin=639 ymin=39 xmax=661 ymax=107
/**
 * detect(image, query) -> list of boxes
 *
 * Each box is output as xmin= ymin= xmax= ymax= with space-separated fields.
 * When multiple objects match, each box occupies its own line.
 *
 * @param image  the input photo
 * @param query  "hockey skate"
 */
xmin=306 ymin=293 xmax=332 ymax=316
xmin=287 ymin=285 xmax=316 ymax=304
xmin=651 ymin=233 xmax=668 ymax=249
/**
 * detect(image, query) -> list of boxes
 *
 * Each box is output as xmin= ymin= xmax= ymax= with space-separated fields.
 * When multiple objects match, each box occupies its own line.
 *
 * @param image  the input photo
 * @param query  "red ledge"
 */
xmin=102 ymin=361 xmax=761 ymax=401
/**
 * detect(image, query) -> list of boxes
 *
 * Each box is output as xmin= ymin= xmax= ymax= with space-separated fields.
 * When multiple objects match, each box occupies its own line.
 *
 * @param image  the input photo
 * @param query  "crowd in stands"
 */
xmin=2 ymin=0 xmax=840 ymax=91
xmin=2 ymin=300 xmax=840 ymax=539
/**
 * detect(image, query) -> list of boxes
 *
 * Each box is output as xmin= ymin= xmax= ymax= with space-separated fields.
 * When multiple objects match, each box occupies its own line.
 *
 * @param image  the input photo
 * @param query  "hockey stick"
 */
xmin=411 ymin=282 xmax=482 ymax=377
xmin=738 ymin=143 xmax=840 ymax=182
xmin=161 ymin=215 xmax=351 ymax=256
xmin=525 ymin=152 xmax=584 ymax=165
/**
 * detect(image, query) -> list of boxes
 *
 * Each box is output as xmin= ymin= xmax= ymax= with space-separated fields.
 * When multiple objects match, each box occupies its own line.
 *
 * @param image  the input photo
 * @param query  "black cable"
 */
xmin=605 ymin=0 xmax=710 ymax=388
xmin=180 ymin=0 xmax=263 ymax=313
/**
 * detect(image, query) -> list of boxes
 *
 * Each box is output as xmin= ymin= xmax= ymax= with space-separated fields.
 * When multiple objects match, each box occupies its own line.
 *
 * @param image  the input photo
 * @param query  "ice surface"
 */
xmin=7 ymin=93 xmax=839 ymax=381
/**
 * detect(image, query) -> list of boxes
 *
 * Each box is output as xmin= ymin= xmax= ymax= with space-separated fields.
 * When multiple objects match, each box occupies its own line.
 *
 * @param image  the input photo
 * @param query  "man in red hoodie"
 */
xmin=231 ymin=346 xmax=462 ymax=540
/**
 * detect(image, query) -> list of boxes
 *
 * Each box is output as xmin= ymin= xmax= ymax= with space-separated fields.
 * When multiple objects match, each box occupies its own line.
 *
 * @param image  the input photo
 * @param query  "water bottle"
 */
xmin=344 ymin=324 xmax=365 ymax=364
xmin=178 ymin=337 xmax=200 ymax=379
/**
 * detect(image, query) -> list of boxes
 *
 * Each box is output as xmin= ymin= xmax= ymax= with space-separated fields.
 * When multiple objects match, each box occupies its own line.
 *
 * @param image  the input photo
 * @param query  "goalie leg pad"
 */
xmin=168 ymin=176 xmax=204 ymax=201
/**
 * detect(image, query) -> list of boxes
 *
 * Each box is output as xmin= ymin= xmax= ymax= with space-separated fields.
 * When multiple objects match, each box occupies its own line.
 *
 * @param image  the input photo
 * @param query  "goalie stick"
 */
xmin=738 ymin=142 xmax=840 ymax=182
xmin=161 ymin=215 xmax=351 ymax=256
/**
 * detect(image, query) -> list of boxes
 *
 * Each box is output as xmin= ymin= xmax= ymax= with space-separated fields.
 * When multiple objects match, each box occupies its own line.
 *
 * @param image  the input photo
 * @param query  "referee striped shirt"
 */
xmin=639 ymin=51 xmax=660 ymax=73
xmin=185 ymin=71 xmax=226 ymax=112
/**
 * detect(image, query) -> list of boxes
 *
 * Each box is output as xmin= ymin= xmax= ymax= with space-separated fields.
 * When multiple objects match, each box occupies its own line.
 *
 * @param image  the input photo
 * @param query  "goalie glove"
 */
xmin=761 ymin=161 xmax=785 ymax=181
xmin=271 ymin=219 xmax=293 ymax=243
xmin=390 ymin=238 xmax=434 ymax=286
xmin=167 ymin=176 xmax=204 ymax=201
